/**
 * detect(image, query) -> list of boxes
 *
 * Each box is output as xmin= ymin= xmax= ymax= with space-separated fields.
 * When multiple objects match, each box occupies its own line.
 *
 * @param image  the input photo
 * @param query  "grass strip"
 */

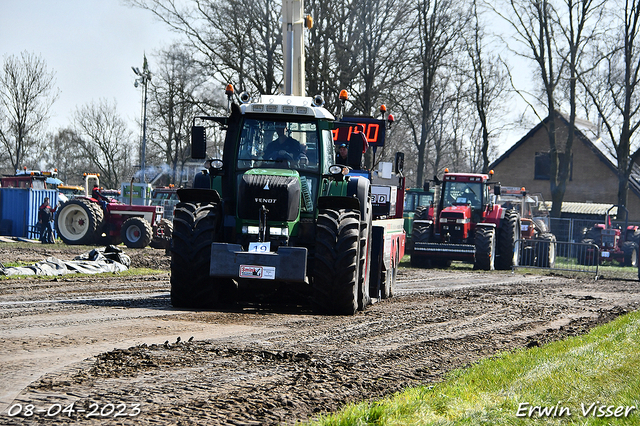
xmin=310 ymin=310 xmax=640 ymax=425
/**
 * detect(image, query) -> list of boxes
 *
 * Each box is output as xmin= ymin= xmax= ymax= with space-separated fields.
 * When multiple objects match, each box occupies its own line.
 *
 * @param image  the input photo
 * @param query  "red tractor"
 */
xmin=410 ymin=170 xmax=520 ymax=270
xmin=54 ymin=174 xmax=166 ymax=248
xmin=579 ymin=205 xmax=639 ymax=267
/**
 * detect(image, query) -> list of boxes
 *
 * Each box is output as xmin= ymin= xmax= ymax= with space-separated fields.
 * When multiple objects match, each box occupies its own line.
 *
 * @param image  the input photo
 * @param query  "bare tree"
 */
xmin=73 ymin=99 xmax=136 ymax=189
xmin=412 ymin=0 xmax=467 ymax=186
xmin=0 ymin=51 xmax=58 ymax=173
xmin=464 ymin=0 xmax=510 ymax=173
xmin=580 ymin=0 xmax=640 ymax=219
xmin=42 ymin=128 xmax=92 ymax=185
xmin=127 ymin=0 xmax=282 ymax=96
xmin=145 ymin=45 xmax=211 ymax=185
xmin=495 ymin=0 xmax=601 ymax=217
xmin=495 ymin=0 xmax=564 ymax=215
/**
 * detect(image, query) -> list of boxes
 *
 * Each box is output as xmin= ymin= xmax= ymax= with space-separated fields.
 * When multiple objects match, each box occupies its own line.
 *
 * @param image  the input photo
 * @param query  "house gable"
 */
xmin=489 ymin=113 xmax=640 ymax=221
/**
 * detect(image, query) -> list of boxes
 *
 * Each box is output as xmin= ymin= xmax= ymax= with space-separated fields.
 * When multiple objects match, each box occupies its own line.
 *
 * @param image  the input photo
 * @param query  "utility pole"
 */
xmin=132 ymin=55 xmax=152 ymax=182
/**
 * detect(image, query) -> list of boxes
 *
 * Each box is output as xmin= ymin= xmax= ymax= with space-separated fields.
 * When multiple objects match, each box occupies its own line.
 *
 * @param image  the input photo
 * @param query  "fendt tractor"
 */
xmin=410 ymin=170 xmax=520 ymax=270
xmin=169 ymin=0 xmax=405 ymax=314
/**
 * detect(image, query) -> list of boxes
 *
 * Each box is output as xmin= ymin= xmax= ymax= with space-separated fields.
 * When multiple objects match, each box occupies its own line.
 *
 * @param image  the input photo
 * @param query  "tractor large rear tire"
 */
xmin=313 ymin=208 xmax=360 ymax=315
xmin=474 ymin=227 xmax=496 ymax=271
xmin=170 ymin=202 xmax=223 ymax=309
xmin=414 ymin=205 xmax=429 ymax=220
xmin=496 ymin=209 xmax=519 ymax=270
xmin=55 ymin=199 xmax=102 ymax=245
xmin=121 ymin=217 xmax=153 ymax=248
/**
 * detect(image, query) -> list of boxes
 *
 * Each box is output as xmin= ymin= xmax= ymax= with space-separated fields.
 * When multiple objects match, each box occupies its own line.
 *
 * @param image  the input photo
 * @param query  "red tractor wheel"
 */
xmin=120 ymin=217 xmax=153 ymax=248
xmin=54 ymin=199 xmax=102 ymax=245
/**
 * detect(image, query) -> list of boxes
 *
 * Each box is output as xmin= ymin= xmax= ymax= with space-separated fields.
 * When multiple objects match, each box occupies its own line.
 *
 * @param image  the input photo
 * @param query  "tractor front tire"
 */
xmin=55 ymin=199 xmax=102 ymax=245
xmin=150 ymin=218 xmax=173 ymax=249
xmin=622 ymin=241 xmax=638 ymax=267
xmin=313 ymin=208 xmax=360 ymax=315
xmin=536 ymin=233 xmax=556 ymax=268
xmin=170 ymin=202 xmax=225 ymax=308
xmin=474 ymin=227 xmax=496 ymax=271
xmin=496 ymin=209 xmax=519 ymax=270
xmin=410 ymin=221 xmax=432 ymax=268
xmin=121 ymin=217 xmax=153 ymax=248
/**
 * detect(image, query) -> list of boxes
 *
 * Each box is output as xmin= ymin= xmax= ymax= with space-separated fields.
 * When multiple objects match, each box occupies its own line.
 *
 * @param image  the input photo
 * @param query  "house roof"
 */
xmin=541 ymin=201 xmax=616 ymax=216
xmin=489 ymin=112 xmax=640 ymax=197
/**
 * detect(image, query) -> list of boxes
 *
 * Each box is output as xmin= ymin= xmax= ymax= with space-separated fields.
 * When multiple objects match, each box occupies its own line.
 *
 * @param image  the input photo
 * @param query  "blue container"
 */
xmin=0 ymin=188 xmax=58 ymax=238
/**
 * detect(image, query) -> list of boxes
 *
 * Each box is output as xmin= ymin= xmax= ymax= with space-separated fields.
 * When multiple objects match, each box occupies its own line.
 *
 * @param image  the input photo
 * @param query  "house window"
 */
xmin=534 ymin=152 xmax=551 ymax=180
xmin=534 ymin=151 xmax=573 ymax=181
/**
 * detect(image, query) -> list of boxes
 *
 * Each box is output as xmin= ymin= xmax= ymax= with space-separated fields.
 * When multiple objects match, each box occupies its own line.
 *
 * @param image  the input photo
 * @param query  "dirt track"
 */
xmin=0 ymin=243 xmax=638 ymax=425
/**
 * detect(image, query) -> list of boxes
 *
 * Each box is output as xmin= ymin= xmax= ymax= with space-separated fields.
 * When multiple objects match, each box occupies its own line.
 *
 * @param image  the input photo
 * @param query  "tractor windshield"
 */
xmin=442 ymin=182 xmax=483 ymax=211
xmin=404 ymin=192 xmax=433 ymax=213
xmin=236 ymin=118 xmax=319 ymax=172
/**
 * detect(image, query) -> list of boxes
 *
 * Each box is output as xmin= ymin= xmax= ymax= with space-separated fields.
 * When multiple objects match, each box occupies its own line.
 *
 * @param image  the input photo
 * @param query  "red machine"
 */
xmin=54 ymin=174 xmax=165 ymax=248
xmin=580 ymin=205 xmax=639 ymax=267
xmin=410 ymin=169 xmax=520 ymax=270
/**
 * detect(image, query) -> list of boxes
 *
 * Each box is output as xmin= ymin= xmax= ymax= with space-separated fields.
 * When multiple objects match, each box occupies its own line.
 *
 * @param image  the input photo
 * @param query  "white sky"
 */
xmin=1 ymin=0 xmax=176 ymax=133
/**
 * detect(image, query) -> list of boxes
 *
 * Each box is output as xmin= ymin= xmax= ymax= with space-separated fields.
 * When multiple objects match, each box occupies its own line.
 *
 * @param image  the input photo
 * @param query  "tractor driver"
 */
xmin=264 ymin=122 xmax=302 ymax=163
xmin=92 ymin=185 xmax=111 ymax=210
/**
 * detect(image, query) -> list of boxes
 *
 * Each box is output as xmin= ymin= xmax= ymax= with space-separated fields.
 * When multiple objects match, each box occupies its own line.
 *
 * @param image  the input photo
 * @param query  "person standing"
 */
xmin=38 ymin=197 xmax=55 ymax=244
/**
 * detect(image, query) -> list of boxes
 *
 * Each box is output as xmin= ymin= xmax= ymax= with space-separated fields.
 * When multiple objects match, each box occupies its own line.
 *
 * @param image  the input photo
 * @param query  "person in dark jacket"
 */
xmin=335 ymin=143 xmax=348 ymax=165
xmin=92 ymin=186 xmax=110 ymax=211
xmin=264 ymin=123 xmax=302 ymax=162
xmin=38 ymin=197 xmax=55 ymax=244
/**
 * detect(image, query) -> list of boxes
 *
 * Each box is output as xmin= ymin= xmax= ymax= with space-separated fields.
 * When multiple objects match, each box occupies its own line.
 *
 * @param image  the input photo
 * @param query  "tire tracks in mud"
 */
xmin=1 ymin=265 xmax=639 ymax=425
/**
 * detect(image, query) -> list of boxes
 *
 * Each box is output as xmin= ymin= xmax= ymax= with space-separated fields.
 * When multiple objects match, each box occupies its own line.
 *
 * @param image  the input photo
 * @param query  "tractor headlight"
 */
xmin=270 ymin=227 xmax=289 ymax=236
xmin=242 ymin=226 xmax=260 ymax=234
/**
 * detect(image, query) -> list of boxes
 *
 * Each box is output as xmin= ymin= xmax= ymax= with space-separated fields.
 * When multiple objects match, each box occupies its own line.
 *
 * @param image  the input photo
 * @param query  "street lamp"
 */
xmin=132 ymin=55 xmax=152 ymax=182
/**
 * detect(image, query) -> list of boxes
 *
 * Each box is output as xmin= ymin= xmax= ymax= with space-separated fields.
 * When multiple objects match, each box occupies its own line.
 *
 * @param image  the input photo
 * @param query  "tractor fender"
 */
xmin=176 ymin=188 xmax=221 ymax=204
xmin=317 ymin=195 xmax=360 ymax=212
xmin=347 ymin=176 xmax=371 ymax=223
xmin=476 ymin=222 xmax=496 ymax=229
xmin=484 ymin=204 xmax=504 ymax=225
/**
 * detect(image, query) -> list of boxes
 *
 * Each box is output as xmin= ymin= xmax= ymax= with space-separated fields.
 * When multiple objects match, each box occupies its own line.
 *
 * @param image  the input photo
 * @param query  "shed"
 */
xmin=0 ymin=188 xmax=59 ymax=238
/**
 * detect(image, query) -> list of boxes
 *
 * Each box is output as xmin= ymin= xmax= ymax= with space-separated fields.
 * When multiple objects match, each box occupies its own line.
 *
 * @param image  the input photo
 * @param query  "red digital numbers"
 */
xmin=333 ymin=118 xmax=385 ymax=147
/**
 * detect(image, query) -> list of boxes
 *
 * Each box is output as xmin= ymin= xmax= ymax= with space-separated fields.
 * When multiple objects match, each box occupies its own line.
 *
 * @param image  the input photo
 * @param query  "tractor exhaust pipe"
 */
xmin=130 ymin=177 xmax=134 ymax=205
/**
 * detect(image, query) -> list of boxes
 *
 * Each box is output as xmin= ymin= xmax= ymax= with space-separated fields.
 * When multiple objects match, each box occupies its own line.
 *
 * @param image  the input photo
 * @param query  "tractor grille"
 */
xmin=238 ymin=174 xmax=301 ymax=221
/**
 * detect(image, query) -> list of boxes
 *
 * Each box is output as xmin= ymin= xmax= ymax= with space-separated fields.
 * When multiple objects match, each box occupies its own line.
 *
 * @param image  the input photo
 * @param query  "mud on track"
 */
xmin=0 ymin=243 xmax=638 ymax=425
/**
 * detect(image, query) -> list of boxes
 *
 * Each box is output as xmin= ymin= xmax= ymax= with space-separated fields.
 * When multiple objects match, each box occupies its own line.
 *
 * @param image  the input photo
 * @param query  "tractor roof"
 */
xmin=443 ymin=172 xmax=490 ymax=183
xmin=240 ymin=95 xmax=334 ymax=120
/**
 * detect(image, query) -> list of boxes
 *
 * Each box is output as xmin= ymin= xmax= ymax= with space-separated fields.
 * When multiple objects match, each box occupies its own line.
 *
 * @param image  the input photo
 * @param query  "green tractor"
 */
xmin=403 ymin=186 xmax=434 ymax=253
xmin=170 ymin=93 xmax=404 ymax=315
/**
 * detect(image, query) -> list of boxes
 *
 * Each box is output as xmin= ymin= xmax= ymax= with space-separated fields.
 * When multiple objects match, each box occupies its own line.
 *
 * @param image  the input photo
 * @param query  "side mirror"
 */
xmin=423 ymin=180 xmax=430 ymax=192
xmin=395 ymin=152 xmax=404 ymax=174
xmin=493 ymin=184 xmax=501 ymax=196
xmin=191 ymin=126 xmax=207 ymax=159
